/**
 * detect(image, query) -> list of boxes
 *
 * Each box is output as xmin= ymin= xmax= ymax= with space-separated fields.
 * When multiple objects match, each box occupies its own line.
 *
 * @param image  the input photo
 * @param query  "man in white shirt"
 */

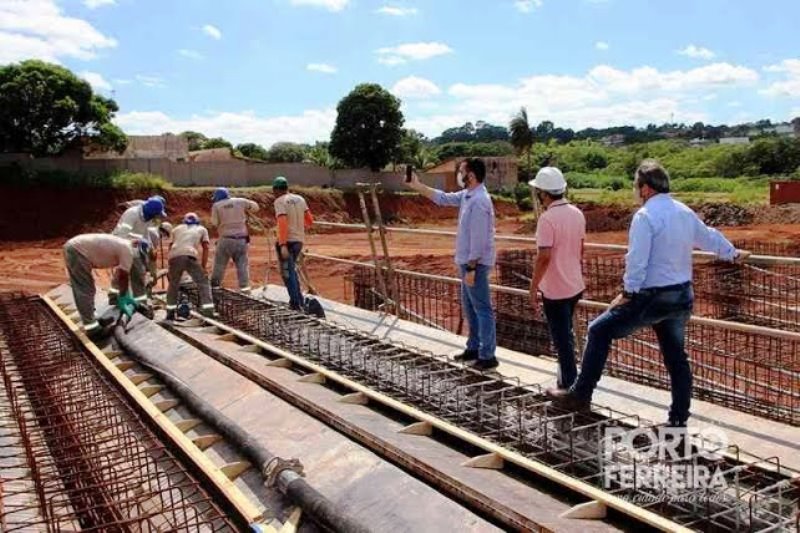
xmin=210 ymin=187 xmax=260 ymax=292
xmin=165 ymin=213 xmax=214 ymax=320
xmin=272 ymin=176 xmax=314 ymax=311
xmin=63 ymin=233 xmax=141 ymax=338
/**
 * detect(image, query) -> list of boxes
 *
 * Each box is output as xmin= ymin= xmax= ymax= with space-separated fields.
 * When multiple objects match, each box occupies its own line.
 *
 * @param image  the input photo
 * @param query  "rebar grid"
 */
xmin=496 ymin=248 xmax=800 ymax=333
xmin=194 ymin=287 xmax=799 ymax=532
xmin=0 ymin=293 xmax=237 ymax=532
xmin=347 ymin=265 xmax=799 ymax=425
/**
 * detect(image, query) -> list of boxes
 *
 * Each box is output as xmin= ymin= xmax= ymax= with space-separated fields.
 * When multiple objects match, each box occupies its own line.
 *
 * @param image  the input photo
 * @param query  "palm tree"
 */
xmin=411 ymin=147 xmax=438 ymax=171
xmin=509 ymin=107 xmax=534 ymax=179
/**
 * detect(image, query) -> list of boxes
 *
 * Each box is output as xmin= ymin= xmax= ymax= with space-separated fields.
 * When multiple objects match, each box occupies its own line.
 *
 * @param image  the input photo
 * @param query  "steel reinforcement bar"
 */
xmin=342 ymin=262 xmax=799 ymax=426
xmin=186 ymin=287 xmax=800 ymax=532
xmin=0 ymin=293 xmax=243 ymax=532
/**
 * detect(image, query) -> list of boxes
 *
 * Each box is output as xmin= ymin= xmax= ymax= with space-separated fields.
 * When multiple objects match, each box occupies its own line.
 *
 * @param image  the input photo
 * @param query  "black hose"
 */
xmin=113 ymin=324 xmax=370 ymax=533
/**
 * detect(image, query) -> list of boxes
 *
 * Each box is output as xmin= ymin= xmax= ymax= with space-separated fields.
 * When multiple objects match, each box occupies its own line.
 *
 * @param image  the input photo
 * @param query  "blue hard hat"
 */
xmin=183 ymin=212 xmax=200 ymax=225
xmin=142 ymin=198 xmax=166 ymax=221
xmin=149 ymin=195 xmax=166 ymax=208
xmin=212 ymin=187 xmax=230 ymax=203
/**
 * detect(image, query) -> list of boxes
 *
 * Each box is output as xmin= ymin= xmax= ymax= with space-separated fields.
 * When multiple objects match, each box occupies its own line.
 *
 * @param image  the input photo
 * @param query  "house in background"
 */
xmin=426 ymin=156 xmax=518 ymax=191
xmin=719 ymin=136 xmax=751 ymax=145
xmin=84 ymin=133 xmax=189 ymax=160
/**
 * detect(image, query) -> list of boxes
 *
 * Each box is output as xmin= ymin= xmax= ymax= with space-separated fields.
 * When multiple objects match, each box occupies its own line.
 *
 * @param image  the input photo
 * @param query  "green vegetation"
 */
xmin=2 ymin=166 xmax=171 ymax=189
xmin=0 ymin=60 xmax=127 ymax=155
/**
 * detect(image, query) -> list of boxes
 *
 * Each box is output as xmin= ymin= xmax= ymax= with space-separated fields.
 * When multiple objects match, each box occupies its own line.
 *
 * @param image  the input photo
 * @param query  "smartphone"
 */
xmin=405 ymin=164 xmax=414 ymax=183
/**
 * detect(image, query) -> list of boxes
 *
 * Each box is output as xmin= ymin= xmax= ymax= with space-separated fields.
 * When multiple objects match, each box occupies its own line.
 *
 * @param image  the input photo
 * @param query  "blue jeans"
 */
xmin=277 ymin=241 xmax=304 ymax=309
xmin=542 ymin=291 xmax=582 ymax=389
xmin=571 ymin=283 xmax=694 ymax=424
xmin=459 ymin=264 xmax=496 ymax=361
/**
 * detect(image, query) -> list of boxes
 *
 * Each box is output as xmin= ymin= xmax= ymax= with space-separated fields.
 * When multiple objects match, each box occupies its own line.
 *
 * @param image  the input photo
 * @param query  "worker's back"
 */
xmin=211 ymin=198 xmax=259 ymax=237
xmin=274 ymin=193 xmax=308 ymax=243
xmin=112 ymin=205 xmax=148 ymax=240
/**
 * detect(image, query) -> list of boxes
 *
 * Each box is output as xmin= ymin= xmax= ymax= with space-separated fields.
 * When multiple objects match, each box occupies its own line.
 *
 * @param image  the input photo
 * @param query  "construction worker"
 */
xmin=145 ymin=222 xmax=173 ymax=291
xmin=528 ymin=167 xmax=586 ymax=391
xmin=63 ymin=233 xmax=146 ymax=339
xmin=272 ymin=176 xmax=314 ymax=311
xmin=165 ymin=213 xmax=215 ymax=320
xmin=547 ymin=160 xmax=750 ymax=426
xmin=210 ymin=187 xmax=260 ymax=292
xmin=406 ymin=159 xmax=498 ymax=371
xmin=110 ymin=197 xmax=167 ymax=305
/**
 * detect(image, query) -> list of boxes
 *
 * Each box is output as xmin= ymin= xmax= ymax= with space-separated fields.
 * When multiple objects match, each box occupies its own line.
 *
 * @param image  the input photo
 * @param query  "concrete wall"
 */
xmin=85 ymin=134 xmax=189 ymax=160
xmin=0 ymin=155 xmax=445 ymax=191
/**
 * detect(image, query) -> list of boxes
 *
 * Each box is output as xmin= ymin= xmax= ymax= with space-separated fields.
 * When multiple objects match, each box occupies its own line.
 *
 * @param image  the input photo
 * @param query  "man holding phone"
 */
xmin=406 ymin=159 xmax=498 ymax=370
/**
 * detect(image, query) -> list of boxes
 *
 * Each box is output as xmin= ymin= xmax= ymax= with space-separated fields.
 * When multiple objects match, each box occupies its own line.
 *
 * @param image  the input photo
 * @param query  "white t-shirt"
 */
xmin=68 ymin=234 xmax=134 ymax=271
xmin=274 ymin=193 xmax=309 ymax=243
xmin=112 ymin=205 xmax=150 ymax=240
xmin=211 ymin=198 xmax=260 ymax=237
xmin=169 ymin=224 xmax=210 ymax=259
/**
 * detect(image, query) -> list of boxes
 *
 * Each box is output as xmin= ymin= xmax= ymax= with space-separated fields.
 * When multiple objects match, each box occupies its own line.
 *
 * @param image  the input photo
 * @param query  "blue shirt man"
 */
xmin=547 ymin=159 xmax=748 ymax=426
xmin=407 ymin=158 xmax=498 ymax=371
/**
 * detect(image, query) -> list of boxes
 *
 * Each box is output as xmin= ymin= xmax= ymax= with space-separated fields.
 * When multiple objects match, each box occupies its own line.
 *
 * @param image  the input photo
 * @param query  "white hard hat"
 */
xmin=159 ymin=221 xmax=173 ymax=237
xmin=529 ymin=167 xmax=567 ymax=194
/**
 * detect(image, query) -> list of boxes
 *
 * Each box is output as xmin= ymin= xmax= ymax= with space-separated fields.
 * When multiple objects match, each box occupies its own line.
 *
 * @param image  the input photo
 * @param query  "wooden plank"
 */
xmin=338 ymin=392 xmax=368 ymax=405
xmin=279 ymin=507 xmax=303 ymax=533
xmin=297 ymin=373 xmax=326 ymax=384
xmin=265 ymin=358 xmax=292 ymax=368
xmin=41 ymin=295 xmax=264 ymax=525
xmin=199 ymin=326 xmax=223 ymax=334
xmin=398 ymin=421 xmax=432 ymax=436
xmin=193 ymin=312 xmax=689 ymax=533
xmin=221 ymin=461 xmax=251 ymax=480
xmin=193 ymin=434 xmax=223 ymax=450
xmin=216 ymin=333 xmax=238 ymax=343
xmin=139 ymin=385 xmax=163 ymax=398
xmin=103 ymin=350 xmax=124 ymax=359
xmin=154 ymin=399 xmax=180 ymax=412
xmin=561 ymin=501 xmax=607 ymax=520
xmin=462 ymin=453 xmax=504 ymax=470
xmin=239 ymin=345 xmax=263 ymax=353
xmin=115 ymin=360 xmax=136 ymax=372
xmin=174 ymin=418 xmax=202 ymax=433
xmin=128 ymin=373 xmax=153 ymax=385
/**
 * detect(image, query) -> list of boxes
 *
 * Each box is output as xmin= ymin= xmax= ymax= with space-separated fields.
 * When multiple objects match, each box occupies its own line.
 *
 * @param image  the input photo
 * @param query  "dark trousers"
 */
xmin=571 ymin=283 xmax=694 ymax=425
xmin=276 ymin=241 xmax=304 ymax=310
xmin=542 ymin=291 xmax=582 ymax=389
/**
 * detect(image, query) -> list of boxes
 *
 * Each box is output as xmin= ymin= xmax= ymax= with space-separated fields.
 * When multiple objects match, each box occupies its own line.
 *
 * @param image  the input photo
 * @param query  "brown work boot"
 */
xmin=545 ymin=387 xmax=591 ymax=412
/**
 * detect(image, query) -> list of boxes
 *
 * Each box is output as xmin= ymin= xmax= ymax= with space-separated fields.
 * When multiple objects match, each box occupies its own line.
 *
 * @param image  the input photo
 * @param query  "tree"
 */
xmin=395 ymin=128 xmax=426 ymax=166
xmin=202 ymin=137 xmax=233 ymax=150
xmin=509 ymin=107 xmax=534 ymax=178
xmin=267 ymin=142 xmax=307 ymax=163
xmin=330 ymin=83 xmax=404 ymax=171
xmin=181 ymin=131 xmax=208 ymax=151
xmin=0 ymin=60 xmax=127 ymax=155
xmin=235 ymin=142 xmax=268 ymax=160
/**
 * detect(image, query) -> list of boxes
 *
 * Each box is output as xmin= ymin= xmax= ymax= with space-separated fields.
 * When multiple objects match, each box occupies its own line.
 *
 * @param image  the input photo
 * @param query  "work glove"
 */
xmin=117 ymin=293 xmax=137 ymax=319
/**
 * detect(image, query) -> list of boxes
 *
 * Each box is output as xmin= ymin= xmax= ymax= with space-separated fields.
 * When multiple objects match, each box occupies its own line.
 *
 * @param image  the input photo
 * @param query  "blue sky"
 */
xmin=2 ymin=0 xmax=799 ymax=147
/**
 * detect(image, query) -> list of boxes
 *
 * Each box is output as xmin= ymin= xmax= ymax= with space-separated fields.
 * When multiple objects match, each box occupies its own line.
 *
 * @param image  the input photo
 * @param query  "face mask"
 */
xmin=457 ymin=172 xmax=466 ymax=188
xmin=633 ymin=185 xmax=643 ymax=205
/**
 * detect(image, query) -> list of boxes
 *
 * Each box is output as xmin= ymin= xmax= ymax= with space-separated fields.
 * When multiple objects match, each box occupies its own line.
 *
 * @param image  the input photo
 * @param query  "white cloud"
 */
xmin=113 ymin=78 xmax=132 ymax=85
xmin=791 ymin=108 xmax=800 ymax=119
xmin=514 ymin=0 xmax=543 ymax=13
xmin=135 ymin=74 xmax=166 ymax=88
xmin=290 ymin=0 xmax=349 ymax=12
xmin=587 ymin=63 xmax=758 ymax=94
xmin=202 ymin=24 xmax=222 ymax=40
xmin=727 ymin=101 xmax=742 ymax=107
xmin=83 ymin=0 xmax=116 ymax=8
xmin=178 ymin=49 xmax=204 ymax=60
xmin=307 ymin=63 xmax=337 ymax=74
xmin=376 ymin=42 xmax=453 ymax=65
xmin=762 ymin=59 xmax=800 ymax=97
xmin=115 ymin=109 xmax=337 ymax=148
xmin=376 ymin=6 xmax=418 ymax=16
xmin=0 ymin=0 xmax=117 ymax=63
xmin=595 ymin=41 xmax=609 ymax=51
xmin=392 ymin=76 xmax=441 ymax=99
xmin=678 ymin=44 xmax=716 ymax=60
xmin=79 ymin=71 xmax=111 ymax=91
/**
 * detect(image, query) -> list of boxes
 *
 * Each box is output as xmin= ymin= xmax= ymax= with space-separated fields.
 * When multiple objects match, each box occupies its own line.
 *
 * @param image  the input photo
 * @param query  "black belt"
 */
xmin=222 ymin=235 xmax=249 ymax=240
xmin=641 ymin=281 xmax=692 ymax=293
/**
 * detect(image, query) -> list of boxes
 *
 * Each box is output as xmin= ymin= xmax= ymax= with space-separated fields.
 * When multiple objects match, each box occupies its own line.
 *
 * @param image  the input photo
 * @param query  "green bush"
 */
xmin=0 ymin=166 xmax=171 ymax=189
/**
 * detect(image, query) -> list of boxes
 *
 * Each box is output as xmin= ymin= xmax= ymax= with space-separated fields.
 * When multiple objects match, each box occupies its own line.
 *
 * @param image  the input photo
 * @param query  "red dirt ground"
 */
xmin=2 ymin=187 xmax=800 ymax=300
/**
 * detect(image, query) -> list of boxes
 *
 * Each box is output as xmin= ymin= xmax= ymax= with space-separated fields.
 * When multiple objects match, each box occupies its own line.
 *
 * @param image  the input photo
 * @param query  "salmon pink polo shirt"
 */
xmin=535 ymin=199 xmax=586 ymax=300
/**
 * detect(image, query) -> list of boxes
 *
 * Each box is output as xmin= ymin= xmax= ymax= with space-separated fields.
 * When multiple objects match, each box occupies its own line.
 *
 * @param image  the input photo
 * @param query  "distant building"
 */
xmin=427 ymin=156 xmax=518 ymax=191
xmin=85 ymin=134 xmax=189 ymax=160
xmin=772 ymin=124 xmax=796 ymax=137
xmin=689 ymin=138 xmax=713 ymax=148
xmin=600 ymin=133 xmax=625 ymax=146
xmin=719 ymin=136 xmax=751 ymax=145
